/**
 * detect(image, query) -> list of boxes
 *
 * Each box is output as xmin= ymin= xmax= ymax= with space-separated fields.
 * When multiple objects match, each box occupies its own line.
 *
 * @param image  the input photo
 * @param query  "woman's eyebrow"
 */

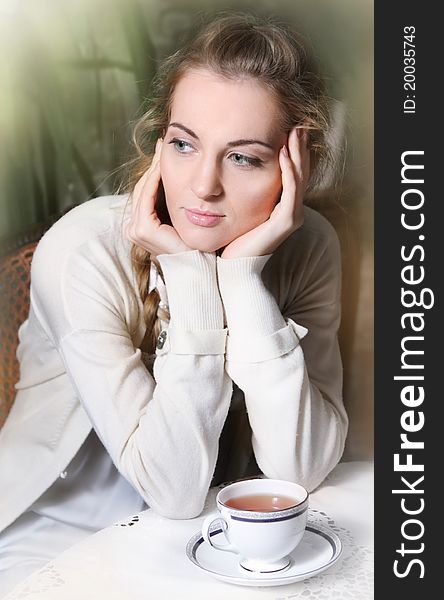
xmin=168 ymin=122 xmax=274 ymax=150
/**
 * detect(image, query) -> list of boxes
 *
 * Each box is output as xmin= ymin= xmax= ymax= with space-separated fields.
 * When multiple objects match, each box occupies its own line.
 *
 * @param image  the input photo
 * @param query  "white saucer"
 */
xmin=186 ymin=522 xmax=342 ymax=587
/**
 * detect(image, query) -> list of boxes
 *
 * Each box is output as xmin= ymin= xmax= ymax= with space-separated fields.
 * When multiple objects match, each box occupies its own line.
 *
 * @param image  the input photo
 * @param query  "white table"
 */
xmin=4 ymin=461 xmax=373 ymax=600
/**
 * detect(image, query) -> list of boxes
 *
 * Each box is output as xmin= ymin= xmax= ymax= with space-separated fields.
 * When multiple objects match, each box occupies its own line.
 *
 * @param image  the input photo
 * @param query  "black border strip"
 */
xmin=375 ymin=1 xmax=439 ymax=596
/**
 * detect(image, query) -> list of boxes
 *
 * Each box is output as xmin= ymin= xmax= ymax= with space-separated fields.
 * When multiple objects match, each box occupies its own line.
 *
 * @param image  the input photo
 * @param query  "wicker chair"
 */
xmin=0 ymin=207 xmax=78 ymax=428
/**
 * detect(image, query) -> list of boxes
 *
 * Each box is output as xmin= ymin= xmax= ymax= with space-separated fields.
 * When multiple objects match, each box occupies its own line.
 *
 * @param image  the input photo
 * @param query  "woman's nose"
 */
xmin=190 ymin=157 xmax=223 ymax=200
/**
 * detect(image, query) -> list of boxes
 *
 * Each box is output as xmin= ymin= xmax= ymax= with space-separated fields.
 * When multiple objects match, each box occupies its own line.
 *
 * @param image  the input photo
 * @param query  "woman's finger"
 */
xmin=130 ymin=139 xmax=163 ymax=217
xmin=126 ymin=140 xmax=163 ymax=243
xmin=278 ymin=141 xmax=296 ymax=217
xmin=135 ymin=160 xmax=161 ymax=219
xmin=290 ymin=127 xmax=310 ymax=183
xmin=278 ymin=127 xmax=305 ymax=229
xmin=288 ymin=127 xmax=303 ymax=180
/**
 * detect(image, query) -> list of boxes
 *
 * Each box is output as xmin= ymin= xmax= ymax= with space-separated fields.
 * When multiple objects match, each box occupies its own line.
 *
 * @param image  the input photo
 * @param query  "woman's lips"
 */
xmin=184 ymin=208 xmax=225 ymax=227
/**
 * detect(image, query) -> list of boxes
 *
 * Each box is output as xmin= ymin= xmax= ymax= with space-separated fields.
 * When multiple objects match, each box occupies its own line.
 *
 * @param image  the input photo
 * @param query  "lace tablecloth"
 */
xmin=4 ymin=461 xmax=373 ymax=600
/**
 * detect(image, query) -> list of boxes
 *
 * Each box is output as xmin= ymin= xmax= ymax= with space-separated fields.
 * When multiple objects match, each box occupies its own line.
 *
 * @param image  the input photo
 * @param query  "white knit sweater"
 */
xmin=0 ymin=194 xmax=348 ymax=528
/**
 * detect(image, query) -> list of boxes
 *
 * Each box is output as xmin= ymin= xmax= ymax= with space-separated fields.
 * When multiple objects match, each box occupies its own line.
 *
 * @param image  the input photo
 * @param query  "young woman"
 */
xmin=0 ymin=12 xmax=348 ymax=594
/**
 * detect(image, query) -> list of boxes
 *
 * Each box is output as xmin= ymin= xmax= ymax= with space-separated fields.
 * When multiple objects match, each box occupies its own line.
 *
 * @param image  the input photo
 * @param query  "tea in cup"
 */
xmin=202 ymin=478 xmax=309 ymax=573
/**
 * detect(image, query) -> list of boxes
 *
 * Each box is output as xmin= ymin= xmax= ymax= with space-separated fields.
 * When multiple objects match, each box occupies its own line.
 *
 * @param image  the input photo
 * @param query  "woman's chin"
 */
xmin=178 ymin=230 xmax=231 ymax=254
xmin=187 ymin=241 xmax=224 ymax=253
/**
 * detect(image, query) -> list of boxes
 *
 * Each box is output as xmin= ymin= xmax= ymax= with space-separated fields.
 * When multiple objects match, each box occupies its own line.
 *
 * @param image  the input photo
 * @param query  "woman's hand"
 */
xmin=221 ymin=127 xmax=310 ymax=259
xmin=125 ymin=139 xmax=192 ymax=256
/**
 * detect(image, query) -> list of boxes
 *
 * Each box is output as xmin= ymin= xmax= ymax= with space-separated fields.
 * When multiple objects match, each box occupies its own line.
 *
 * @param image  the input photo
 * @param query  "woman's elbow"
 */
xmin=119 ymin=441 xmax=212 ymax=520
xmin=304 ymin=422 xmax=348 ymax=492
xmin=146 ymin=491 xmax=207 ymax=520
xmin=258 ymin=419 xmax=348 ymax=493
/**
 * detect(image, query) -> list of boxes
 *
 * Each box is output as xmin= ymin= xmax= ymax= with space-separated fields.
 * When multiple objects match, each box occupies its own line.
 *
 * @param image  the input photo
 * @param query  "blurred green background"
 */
xmin=0 ymin=0 xmax=372 ymax=240
xmin=0 ymin=0 xmax=373 ymax=459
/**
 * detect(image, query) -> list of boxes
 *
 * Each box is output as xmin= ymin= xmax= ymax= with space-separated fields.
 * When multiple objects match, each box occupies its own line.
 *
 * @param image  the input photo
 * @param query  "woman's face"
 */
xmin=159 ymin=68 xmax=287 ymax=252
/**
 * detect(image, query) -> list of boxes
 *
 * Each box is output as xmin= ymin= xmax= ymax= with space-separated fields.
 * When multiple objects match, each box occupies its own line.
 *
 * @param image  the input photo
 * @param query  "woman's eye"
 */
xmin=168 ymin=139 xmax=262 ymax=168
xmin=230 ymin=153 xmax=263 ymax=168
xmin=169 ymin=138 xmax=193 ymax=153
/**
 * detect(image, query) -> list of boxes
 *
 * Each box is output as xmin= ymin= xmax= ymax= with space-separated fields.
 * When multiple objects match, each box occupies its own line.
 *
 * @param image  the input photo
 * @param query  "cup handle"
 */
xmin=202 ymin=513 xmax=238 ymax=554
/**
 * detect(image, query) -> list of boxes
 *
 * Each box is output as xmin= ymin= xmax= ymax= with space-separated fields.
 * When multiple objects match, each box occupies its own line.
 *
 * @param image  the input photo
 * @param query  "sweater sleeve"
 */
xmin=30 ymin=238 xmax=232 ymax=519
xmin=216 ymin=225 xmax=348 ymax=493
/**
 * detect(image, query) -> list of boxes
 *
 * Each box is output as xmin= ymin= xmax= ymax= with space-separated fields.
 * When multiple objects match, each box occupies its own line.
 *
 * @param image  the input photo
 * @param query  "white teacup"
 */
xmin=202 ymin=478 xmax=309 ymax=573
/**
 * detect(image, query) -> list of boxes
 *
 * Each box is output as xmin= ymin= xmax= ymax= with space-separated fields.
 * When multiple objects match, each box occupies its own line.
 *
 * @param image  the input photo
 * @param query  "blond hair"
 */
xmin=119 ymin=11 xmax=334 ymax=354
